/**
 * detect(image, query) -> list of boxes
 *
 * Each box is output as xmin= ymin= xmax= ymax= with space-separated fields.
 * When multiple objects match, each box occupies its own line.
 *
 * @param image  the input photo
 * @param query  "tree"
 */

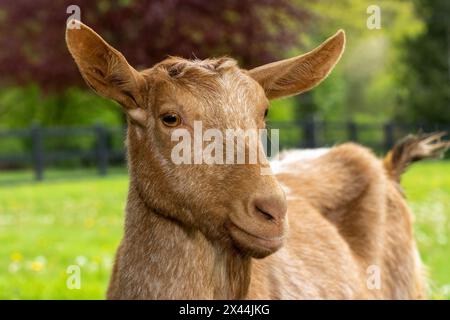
xmin=397 ymin=0 xmax=450 ymax=124
xmin=302 ymin=0 xmax=424 ymax=123
xmin=0 ymin=0 xmax=314 ymax=129
xmin=0 ymin=0 xmax=311 ymax=92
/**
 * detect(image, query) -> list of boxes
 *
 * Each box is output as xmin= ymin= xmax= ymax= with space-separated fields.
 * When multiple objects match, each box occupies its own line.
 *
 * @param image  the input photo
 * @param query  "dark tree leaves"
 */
xmin=0 ymin=0 xmax=312 ymax=92
xmin=398 ymin=0 xmax=450 ymax=124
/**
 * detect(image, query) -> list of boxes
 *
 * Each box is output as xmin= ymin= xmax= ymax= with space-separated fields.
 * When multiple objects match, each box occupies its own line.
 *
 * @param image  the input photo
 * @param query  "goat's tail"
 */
xmin=383 ymin=132 xmax=450 ymax=182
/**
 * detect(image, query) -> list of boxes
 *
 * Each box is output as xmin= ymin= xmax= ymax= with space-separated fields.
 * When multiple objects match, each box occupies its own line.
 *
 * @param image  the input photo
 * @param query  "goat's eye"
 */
xmin=264 ymin=109 xmax=269 ymax=118
xmin=160 ymin=113 xmax=181 ymax=127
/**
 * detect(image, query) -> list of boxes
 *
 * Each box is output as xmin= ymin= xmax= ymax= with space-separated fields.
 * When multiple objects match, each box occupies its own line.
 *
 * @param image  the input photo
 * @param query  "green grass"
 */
xmin=0 ymin=162 xmax=449 ymax=299
xmin=402 ymin=161 xmax=450 ymax=299
xmin=0 ymin=170 xmax=128 ymax=299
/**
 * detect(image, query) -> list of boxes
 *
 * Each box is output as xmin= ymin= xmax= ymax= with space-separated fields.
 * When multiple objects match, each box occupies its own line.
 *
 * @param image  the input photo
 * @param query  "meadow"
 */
xmin=0 ymin=162 xmax=449 ymax=299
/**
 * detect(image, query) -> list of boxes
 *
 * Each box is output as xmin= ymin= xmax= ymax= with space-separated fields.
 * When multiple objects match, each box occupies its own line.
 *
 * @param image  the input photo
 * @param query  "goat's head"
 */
xmin=66 ymin=21 xmax=345 ymax=258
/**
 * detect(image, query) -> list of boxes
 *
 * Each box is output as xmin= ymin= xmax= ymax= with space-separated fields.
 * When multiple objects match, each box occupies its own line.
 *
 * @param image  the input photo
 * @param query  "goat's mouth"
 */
xmin=226 ymin=221 xmax=284 ymax=258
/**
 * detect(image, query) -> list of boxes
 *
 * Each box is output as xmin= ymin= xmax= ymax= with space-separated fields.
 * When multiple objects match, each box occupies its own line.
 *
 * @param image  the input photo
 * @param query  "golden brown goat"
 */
xmin=66 ymin=21 xmax=449 ymax=299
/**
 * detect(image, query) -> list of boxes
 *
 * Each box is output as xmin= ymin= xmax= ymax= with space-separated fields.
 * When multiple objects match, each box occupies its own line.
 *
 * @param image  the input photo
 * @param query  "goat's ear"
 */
xmin=66 ymin=20 xmax=147 ymax=126
xmin=248 ymin=30 xmax=345 ymax=100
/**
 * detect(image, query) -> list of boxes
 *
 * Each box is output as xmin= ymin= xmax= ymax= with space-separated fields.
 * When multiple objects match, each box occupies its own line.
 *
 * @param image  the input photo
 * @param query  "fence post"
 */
xmin=347 ymin=121 xmax=358 ymax=142
xmin=31 ymin=125 xmax=44 ymax=181
xmin=303 ymin=117 xmax=317 ymax=148
xmin=383 ymin=122 xmax=395 ymax=152
xmin=95 ymin=124 xmax=108 ymax=176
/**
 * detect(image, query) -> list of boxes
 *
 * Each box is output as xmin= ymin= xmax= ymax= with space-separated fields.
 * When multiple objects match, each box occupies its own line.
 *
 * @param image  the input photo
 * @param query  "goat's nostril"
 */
xmin=252 ymin=196 xmax=287 ymax=223
xmin=256 ymin=206 xmax=275 ymax=221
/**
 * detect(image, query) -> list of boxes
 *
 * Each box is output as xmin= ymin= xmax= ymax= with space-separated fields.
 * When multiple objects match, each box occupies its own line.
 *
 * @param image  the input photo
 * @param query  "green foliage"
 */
xmin=0 ymin=86 xmax=124 ymax=157
xmin=0 ymin=85 xmax=122 ymax=128
xmin=0 ymin=1 xmax=447 ymax=142
xmin=396 ymin=0 xmax=450 ymax=124
xmin=0 ymin=162 xmax=448 ymax=299
xmin=268 ymin=98 xmax=297 ymax=121
xmin=298 ymin=0 xmax=425 ymax=122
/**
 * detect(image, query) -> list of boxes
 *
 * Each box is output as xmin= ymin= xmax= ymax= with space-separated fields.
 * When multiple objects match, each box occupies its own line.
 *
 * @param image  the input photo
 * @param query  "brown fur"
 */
xmin=65 ymin=21 xmax=443 ymax=299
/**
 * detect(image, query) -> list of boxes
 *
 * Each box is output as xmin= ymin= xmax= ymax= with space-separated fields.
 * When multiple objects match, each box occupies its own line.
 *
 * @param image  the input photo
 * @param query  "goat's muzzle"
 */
xmin=227 ymin=193 xmax=287 ymax=258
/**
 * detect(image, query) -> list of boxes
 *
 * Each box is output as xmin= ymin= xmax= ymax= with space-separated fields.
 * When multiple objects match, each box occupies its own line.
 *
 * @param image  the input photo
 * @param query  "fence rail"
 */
xmin=0 ymin=121 xmax=448 ymax=181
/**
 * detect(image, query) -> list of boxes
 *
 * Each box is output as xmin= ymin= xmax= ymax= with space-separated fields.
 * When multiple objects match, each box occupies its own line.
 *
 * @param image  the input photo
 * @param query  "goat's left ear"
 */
xmin=248 ymin=30 xmax=345 ymax=100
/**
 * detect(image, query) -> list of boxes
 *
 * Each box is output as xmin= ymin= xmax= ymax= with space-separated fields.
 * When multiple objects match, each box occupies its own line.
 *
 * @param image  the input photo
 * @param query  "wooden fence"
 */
xmin=0 ymin=120 xmax=448 ymax=181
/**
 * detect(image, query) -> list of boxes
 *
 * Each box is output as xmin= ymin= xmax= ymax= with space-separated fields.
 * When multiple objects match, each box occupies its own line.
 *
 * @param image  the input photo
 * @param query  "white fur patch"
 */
xmin=270 ymin=148 xmax=329 ymax=174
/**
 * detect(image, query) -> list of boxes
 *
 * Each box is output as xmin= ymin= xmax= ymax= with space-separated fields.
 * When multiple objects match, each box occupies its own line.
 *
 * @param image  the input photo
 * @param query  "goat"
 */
xmin=66 ymin=21 xmax=449 ymax=299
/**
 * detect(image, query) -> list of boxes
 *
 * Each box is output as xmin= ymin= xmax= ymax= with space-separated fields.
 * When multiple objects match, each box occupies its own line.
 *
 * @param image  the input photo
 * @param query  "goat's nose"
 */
xmin=252 ymin=195 xmax=287 ymax=222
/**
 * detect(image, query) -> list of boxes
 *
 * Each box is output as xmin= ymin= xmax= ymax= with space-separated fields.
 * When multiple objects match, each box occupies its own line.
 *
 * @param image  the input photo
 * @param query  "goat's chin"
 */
xmin=227 ymin=222 xmax=284 ymax=259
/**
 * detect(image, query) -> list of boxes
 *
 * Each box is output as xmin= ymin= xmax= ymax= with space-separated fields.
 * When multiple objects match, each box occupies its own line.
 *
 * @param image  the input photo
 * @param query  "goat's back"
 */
xmin=248 ymin=143 xmax=426 ymax=299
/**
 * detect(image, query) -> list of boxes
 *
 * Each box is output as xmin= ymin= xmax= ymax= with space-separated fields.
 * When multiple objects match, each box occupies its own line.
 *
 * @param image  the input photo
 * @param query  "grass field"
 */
xmin=0 ymin=162 xmax=449 ymax=299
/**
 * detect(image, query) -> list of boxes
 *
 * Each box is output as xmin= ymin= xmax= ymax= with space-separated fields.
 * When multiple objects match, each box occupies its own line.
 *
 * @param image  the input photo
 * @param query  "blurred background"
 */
xmin=0 ymin=0 xmax=448 ymax=299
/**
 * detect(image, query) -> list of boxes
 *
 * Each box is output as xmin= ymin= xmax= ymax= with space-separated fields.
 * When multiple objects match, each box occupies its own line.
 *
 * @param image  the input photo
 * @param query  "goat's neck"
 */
xmin=123 ymin=181 xmax=251 ymax=299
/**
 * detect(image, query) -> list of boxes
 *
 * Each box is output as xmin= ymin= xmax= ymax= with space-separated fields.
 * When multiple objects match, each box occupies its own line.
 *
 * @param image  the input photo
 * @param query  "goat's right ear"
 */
xmin=66 ymin=20 xmax=147 ymax=126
